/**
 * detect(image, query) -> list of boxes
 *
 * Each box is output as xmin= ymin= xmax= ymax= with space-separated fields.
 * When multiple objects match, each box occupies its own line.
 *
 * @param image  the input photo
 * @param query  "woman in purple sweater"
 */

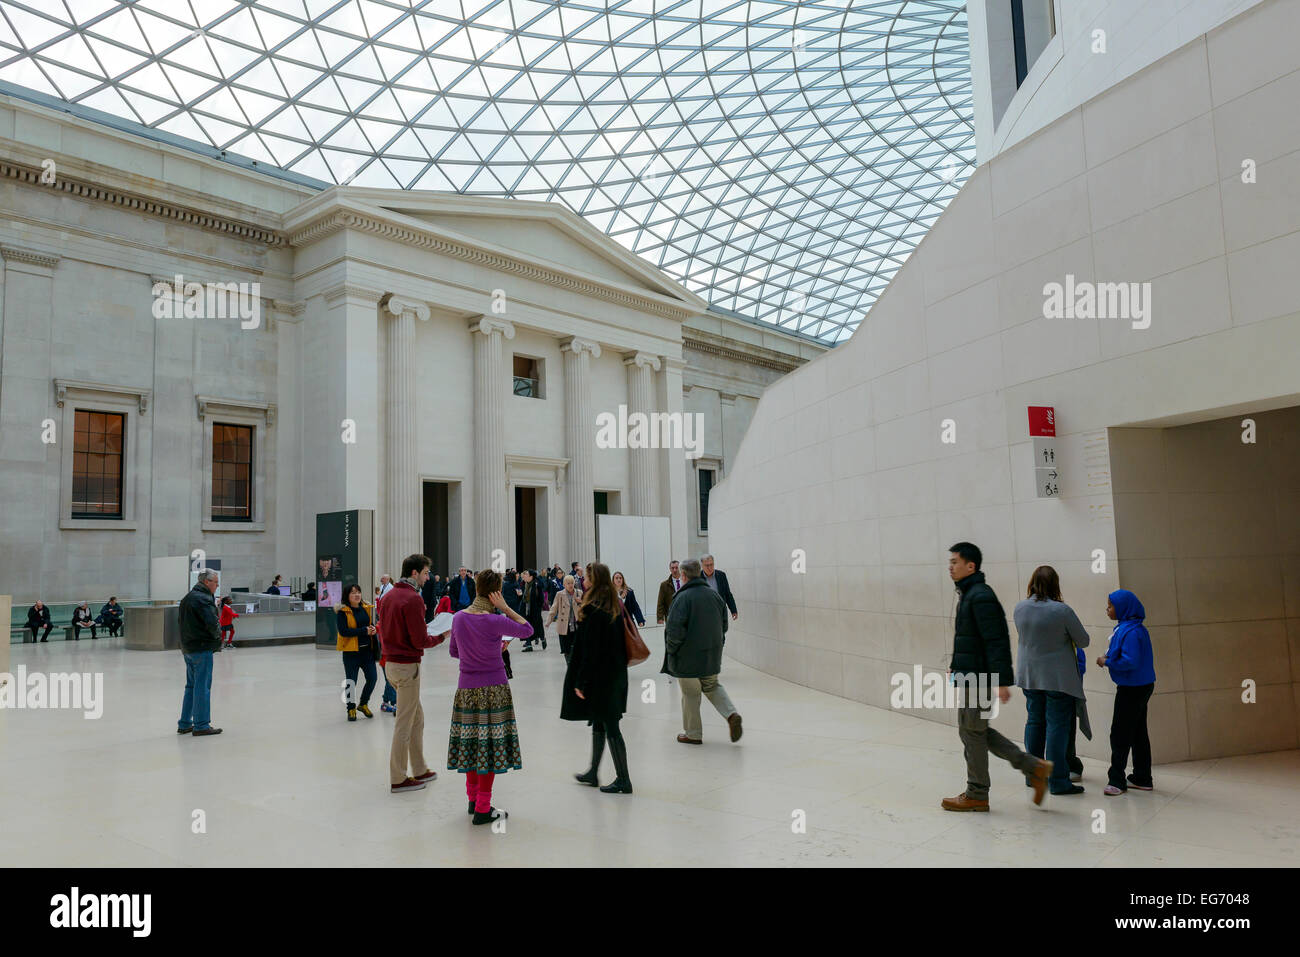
xmin=446 ymin=568 xmax=534 ymax=825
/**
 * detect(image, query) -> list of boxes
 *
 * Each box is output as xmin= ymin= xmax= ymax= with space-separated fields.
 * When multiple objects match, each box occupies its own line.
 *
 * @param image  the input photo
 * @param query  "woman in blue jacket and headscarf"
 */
xmin=1097 ymin=589 xmax=1156 ymax=796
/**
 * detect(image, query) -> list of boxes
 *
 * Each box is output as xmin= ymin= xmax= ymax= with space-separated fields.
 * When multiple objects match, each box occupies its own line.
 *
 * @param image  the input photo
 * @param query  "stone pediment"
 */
xmin=287 ymin=187 xmax=702 ymax=312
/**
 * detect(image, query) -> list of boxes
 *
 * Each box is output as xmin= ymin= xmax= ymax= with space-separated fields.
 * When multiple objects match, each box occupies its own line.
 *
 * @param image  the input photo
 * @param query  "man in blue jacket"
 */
xmin=943 ymin=543 xmax=1051 ymax=811
xmin=1098 ymin=589 xmax=1156 ymax=795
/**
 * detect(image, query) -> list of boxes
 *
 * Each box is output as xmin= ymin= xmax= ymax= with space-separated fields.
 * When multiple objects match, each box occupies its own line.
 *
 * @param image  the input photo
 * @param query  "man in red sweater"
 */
xmin=380 ymin=553 xmax=447 ymax=793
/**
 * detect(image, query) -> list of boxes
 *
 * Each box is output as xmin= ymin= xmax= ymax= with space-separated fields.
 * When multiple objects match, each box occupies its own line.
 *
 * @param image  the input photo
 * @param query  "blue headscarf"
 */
xmin=1105 ymin=589 xmax=1156 ymax=685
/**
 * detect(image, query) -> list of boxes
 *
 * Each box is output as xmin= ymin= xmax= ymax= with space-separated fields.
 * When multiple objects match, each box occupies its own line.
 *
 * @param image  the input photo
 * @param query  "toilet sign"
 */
xmin=1029 ymin=406 xmax=1059 ymax=498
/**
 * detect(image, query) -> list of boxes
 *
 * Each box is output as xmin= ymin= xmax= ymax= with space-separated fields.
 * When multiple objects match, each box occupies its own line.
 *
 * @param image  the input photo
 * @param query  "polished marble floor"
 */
xmin=2 ymin=626 xmax=1298 ymax=867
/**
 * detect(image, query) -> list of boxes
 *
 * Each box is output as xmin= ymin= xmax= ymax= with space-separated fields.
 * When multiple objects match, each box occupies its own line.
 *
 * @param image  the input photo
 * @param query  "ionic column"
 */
xmin=384 ymin=295 xmax=429 ymax=574
xmin=562 ymin=337 xmax=601 ymax=566
xmin=624 ymin=351 xmax=662 ymax=515
xmin=471 ymin=316 xmax=515 ymax=569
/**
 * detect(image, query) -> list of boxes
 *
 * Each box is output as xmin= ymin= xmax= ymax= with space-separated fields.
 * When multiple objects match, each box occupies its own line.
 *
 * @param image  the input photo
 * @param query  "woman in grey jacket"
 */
xmin=1013 ymin=566 xmax=1091 ymax=796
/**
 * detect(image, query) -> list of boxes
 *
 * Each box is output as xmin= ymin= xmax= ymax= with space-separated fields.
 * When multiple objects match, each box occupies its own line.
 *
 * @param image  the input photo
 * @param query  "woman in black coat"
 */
xmin=561 ymin=562 xmax=631 ymax=794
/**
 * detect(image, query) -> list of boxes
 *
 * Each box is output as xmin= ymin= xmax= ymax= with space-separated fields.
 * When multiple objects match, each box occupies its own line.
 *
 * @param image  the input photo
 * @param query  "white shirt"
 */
xmin=378 ymin=582 xmax=394 ymax=597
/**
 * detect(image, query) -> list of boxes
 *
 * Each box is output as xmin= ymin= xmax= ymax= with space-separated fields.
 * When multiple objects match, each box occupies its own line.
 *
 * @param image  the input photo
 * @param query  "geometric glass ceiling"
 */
xmin=0 ymin=0 xmax=975 ymax=343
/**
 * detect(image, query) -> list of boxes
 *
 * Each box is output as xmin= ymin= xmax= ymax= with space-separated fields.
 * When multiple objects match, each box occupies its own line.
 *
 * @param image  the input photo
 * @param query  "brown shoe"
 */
xmin=676 ymin=733 xmax=702 ymax=745
xmin=941 ymin=792 xmax=990 ymax=812
xmin=1028 ymin=759 xmax=1053 ymax=806
xmin=390 ymin=777 xmax=427 ymax=794
xmin=413 ymin=770 xmax=437 ymax=783
xmin=727 ymin=712 xmax=743 ymax=742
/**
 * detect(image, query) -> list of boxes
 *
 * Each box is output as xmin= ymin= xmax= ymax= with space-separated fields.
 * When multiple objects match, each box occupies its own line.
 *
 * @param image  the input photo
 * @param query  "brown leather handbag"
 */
xmin=618 ymin=598 xmax=650 ymax=666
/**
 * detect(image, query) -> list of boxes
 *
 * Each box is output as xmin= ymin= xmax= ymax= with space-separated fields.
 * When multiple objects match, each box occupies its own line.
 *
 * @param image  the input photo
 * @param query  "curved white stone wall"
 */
xmin=709 ymin=0 xmax=1300 ymax=763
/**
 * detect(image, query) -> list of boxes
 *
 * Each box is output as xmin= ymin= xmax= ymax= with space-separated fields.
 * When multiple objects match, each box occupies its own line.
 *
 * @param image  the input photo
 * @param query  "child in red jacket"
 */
xmin=219 ymin=596 xmax=239 ymax=648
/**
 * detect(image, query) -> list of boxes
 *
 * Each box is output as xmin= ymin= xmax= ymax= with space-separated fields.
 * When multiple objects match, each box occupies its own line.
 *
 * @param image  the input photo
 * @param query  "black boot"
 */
xmin=600 ymin=732 xmax=632 ymax=794
xmin=575 ymin=730 xmax=605 ymax=786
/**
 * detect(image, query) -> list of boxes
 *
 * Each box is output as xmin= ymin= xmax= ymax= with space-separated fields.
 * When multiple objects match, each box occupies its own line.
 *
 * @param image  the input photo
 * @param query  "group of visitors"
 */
xmin=24 ymin=597 xmax=123 ymax=642
xmin=168 ymin=548 xmax=749 ymax=825
xmin=942 ymin=541 xmax=1157 ymax=812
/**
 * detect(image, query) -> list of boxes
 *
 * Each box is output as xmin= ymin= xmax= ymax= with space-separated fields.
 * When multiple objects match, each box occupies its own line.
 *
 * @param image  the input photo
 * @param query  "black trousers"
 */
xmin=28 ymin=625 xmax=52 ymax=642
xmin=341 ymin=647 xmax=378 ymax=708
xmin=73 ymin=624 xmax=96 ymax=639
xmin=104 ymin=619 xmax=122 ymax=636
xmin=1066 ymin=709 xmax=1082 ymax=773
xmin=1108 ymin=683 xmax=1155 ymax=788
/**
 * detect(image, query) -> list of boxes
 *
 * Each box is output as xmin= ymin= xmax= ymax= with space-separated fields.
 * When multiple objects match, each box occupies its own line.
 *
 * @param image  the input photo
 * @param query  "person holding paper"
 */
xmin=446 ymin=569 xmax=534 ymax=826
xmin=380 ymin=554 xmax=447 ymax=794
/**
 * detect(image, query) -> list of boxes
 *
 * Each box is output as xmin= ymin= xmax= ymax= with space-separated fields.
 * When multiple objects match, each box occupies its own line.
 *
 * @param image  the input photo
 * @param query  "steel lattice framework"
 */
xmin=0 ymin=0 xmax=974 ymax=343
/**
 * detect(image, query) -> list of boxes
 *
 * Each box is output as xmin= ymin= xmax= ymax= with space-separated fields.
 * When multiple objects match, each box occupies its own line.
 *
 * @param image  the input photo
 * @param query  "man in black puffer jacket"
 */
xmin=942 ymin=543 xmax=1049 ymax=812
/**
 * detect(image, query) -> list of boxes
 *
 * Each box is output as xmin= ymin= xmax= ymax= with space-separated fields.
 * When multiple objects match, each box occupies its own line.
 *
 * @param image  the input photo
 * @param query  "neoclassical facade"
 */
xmin=0 ymin=94 xmax=819 ymax=603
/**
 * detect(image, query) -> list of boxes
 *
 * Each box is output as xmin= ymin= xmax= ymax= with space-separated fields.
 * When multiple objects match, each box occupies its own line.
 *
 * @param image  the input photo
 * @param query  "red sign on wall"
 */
xmin=1028 ymin=406 xmax=1056 ymax=437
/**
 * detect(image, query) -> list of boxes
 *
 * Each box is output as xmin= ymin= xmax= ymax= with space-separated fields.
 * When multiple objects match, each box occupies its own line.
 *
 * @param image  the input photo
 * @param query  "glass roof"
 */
xmin=0 ymin=0 xmax=974 ymax=343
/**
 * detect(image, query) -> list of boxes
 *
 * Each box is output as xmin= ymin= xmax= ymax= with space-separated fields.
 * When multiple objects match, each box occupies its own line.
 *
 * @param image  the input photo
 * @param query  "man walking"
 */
xmin=700 ymin=554 xmax=738 ymax=621
xmin=655 ymin=560 xmax=682 ymax=624
xmin=380 ymin=554 xmax=447 ymax=793
xmin=664 ymin=559 xmax=742 ymax=745
xmin=943 ymin=542 xmax=1051 ymax=811
xmin=178 ymin=570 xmax=223 ymax=736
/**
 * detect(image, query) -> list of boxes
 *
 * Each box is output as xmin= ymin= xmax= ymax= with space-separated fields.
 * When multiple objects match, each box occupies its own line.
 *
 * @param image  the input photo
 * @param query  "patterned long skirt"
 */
xmin=447 ymin=683 xmax=522 ymax=774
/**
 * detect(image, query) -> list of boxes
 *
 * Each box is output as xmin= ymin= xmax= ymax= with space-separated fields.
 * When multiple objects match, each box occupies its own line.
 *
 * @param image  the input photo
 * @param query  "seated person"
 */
xmin=97 ymin=597 xmax=124 ymax=636
xmin=265 ymin=575 xmax=285 ymax=595
xmin=302 ymin=582 xmax=318 ymax=602
xmin=71 ymin=601 xmax=97 ymax=640
xmin=26 ymin=600 xmax=53 ymax=642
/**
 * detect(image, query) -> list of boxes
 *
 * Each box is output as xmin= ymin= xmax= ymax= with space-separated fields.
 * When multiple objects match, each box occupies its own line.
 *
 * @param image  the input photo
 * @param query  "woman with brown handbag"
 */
xmin=560 ymin=562 xmax=632 ymax=794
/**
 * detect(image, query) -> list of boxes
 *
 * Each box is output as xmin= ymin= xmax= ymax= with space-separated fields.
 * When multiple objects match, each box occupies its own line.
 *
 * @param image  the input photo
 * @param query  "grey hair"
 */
xmin=197 ymin=569 xmax=219 ymax=583
xmin=680 ymin=558 xmax=702 ymax=580
xmin=701 ymin=553 xmax=715 ymax=562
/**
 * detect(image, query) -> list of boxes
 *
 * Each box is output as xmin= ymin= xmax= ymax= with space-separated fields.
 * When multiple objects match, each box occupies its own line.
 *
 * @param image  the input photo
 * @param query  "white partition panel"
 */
xmin=597 ymin=515 xmax=671 ymax=612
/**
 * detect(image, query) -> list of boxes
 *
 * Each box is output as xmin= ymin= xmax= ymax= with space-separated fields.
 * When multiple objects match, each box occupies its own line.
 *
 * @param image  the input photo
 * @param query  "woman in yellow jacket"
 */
xmin=336 ymin=582 xmax=379 ymax=722
xmin=546 ymin=574 xmax=582 ymax=665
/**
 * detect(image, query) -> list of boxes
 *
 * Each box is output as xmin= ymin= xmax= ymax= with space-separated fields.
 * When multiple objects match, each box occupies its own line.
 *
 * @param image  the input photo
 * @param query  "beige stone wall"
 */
xmin=1111 ymin=409 xmax=1300 ymax=759
xmin=707 ymin=0 xmax=1300 ymax=762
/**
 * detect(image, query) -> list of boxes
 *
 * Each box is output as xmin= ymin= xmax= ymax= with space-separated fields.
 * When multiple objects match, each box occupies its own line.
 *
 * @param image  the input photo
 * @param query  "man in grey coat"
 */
xmin=663 ymin=558 xmax=742 ymax=745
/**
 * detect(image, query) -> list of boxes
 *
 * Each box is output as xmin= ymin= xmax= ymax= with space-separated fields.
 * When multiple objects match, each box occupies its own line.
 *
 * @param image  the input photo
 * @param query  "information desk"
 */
xmin=125 ymin=595 xmax=316 ymax=651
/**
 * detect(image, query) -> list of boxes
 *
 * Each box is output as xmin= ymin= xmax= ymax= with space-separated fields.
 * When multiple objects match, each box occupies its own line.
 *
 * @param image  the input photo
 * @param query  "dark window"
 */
xmin=1011 ymin=0 xmax=1056 ymax=88
xmin=594 ymin=490 xmax=609 ymax=515
xmin=72 ymin=410 xmax=124 ymax=518
xmin=513 ymin=355 xmax=541 ymax=398
xmin=698 ymin=468 xmax=715 ymax=532
xmin=212 ymin=423 xmax=253 ymax=521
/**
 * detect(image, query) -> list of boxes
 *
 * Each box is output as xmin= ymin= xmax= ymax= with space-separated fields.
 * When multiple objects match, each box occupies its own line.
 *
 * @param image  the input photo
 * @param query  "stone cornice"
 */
xmin=195 ymin=394 xmax=276 ymax=425
xmin=1 ymin=243 xmax=60 ymax=269
xmin=288 ymin=209 xmax=695 ymax=322
xmin=0 ymin=159 xmax=286 ymax=247
xmin=384 ymin=294 xmax=430 ymax=321
xmin=54 ymin=378 xmax=151 ymax=413
xmin=682 ymin=330 xmax=806 ymax=374
xmin=561 ymin=337 xmax=602 ymax=359
xmin=322 ymin=283 xmax=384 ymax=306
xmin=469 ymin=315 xmax=515 ymax=339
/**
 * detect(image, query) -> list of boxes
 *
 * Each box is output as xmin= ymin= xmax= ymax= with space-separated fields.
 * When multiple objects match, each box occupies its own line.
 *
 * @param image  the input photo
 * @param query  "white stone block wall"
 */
xmin=708 ymin=0 xmax=1300 ymax=761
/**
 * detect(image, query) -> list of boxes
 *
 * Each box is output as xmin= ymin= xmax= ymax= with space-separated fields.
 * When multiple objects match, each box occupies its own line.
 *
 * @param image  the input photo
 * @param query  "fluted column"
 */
xmin=384 ymin=295 xmax=429 ymax=574
xmin=624 ymin=351 xmax=662 ymax=515
xmin=471 ymin=316 xmax=515 ymax=569
xmin=562 ymin=337 xmax=601 ymax=566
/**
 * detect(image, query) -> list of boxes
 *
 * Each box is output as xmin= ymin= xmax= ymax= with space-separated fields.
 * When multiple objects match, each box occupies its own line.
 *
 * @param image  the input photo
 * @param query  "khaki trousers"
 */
xmin=385 ymin=661 xmax=428 ymax=785
xmin=678 ymin=675 xmax=737 ymax=741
